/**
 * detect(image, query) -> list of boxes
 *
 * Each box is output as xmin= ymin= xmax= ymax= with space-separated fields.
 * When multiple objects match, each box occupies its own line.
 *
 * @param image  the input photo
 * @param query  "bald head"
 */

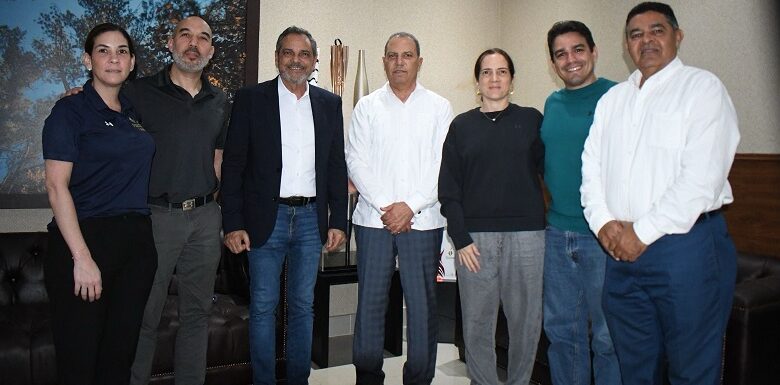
xmin=168 ymin=15 xmax=214 ymax=73
xmin=173 ymin=16 xmax=212 ymax=38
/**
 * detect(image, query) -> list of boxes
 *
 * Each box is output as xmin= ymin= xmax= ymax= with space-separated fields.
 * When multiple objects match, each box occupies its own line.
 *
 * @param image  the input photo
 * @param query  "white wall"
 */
xmin=3 ymin=0 xmax=777 ymax=232
xmin=257 ymin=0 xmax=501 ymax=120
xmin=500 ymin=0 xmax=779 ymax=153
xmin=258 ymin=0 xmax=778 ymax=153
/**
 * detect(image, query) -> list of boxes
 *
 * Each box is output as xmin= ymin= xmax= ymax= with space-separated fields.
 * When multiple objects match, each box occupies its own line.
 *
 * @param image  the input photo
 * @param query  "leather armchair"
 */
xmin=0 ymin=232 xmax=252 ymax=385
xmin=724 ymin=253 xmax=780 ymax=385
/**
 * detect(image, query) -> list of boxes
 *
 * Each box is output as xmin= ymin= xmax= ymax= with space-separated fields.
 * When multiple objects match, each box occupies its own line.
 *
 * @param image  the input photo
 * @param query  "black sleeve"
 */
xmin=533 ymin=109 xmax=545 ymax=176
xmin=216 ymin=95 xmax=231 ymax=150
xmin=327 ymin=97 xmax=348 ymax=233
xmin=438 ymin=122 xmax=472 ymax=250
xmin=220 ymin=88 xmax=251 ymax=233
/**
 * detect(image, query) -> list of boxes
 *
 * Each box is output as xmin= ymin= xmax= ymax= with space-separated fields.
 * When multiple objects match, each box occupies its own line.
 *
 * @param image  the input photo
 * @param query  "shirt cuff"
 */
xmin=406 ymin=193 xmax=428 ymax=216
xmin=589 ymin=212 xmax=615 ymax=238
xmin=452 ymin=233 xmax=474 ymax=251
xmin=371 ymin=194 xmax=394 ymax=214
xmin=633 ymin=219 xmax=664 ymax=246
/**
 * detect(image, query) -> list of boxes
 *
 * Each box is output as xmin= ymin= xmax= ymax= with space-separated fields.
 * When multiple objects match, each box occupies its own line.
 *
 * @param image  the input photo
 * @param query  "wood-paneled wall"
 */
xmin=722 ymin=154 xmax=780 ymax=258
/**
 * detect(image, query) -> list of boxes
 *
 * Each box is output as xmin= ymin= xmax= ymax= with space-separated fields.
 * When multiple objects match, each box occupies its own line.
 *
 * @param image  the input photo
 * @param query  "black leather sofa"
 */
xmin=724 ymin=253 xmax=780 ymax=385
xmin=0 ymin=232 xmax=252 ymax=385
xmin=455 ymin=252 xmax=780 ymax=385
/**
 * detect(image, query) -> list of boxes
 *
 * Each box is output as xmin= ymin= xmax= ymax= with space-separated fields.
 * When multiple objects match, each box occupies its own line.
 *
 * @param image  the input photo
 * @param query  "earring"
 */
xmin=476 ymin=90 xmax=481 ymax=96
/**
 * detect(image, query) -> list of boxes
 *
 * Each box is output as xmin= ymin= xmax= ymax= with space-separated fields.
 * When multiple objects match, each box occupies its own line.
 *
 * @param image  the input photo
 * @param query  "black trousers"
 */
xmin=45 ymin=214 xmax=157 ymax=385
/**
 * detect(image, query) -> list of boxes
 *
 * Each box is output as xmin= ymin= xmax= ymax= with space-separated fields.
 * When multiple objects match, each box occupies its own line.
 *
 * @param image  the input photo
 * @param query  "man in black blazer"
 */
xmin=220 ymin=26 xmax=347 ymax=385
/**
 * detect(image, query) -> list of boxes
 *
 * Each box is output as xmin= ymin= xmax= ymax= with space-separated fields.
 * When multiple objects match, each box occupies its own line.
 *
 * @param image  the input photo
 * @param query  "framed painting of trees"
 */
xmin=0 ymin=0 xmax=259 ymax=208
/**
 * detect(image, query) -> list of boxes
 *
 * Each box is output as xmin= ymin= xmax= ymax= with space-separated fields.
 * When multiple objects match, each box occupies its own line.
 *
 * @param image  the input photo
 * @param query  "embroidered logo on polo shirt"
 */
xmin=104 ymin=121 xmax=114 ymax=126
xmin=128 ymin=117 xmax=146 ymax=131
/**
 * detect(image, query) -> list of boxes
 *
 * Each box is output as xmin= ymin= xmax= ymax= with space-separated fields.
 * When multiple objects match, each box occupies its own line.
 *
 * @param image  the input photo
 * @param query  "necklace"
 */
xmin=481 ymin=107 xmax=506 ymax=122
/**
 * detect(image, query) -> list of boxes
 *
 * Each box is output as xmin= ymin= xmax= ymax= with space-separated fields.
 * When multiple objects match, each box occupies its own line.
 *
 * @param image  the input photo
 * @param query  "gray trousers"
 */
xmin=457 ymin=231 xmax=545 ymax=385
xmin=353 ymin=225 xmax=443 ymax=385
xmin=130 ymin=201 xmax=222 ymax=385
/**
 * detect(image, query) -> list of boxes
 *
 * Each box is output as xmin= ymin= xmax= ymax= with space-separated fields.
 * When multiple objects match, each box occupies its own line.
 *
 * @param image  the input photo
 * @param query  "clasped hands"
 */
xmin=380 ymin=202 xmax=414 ymax=235
xmin=598 ymin=220 xmax=647 ymax=262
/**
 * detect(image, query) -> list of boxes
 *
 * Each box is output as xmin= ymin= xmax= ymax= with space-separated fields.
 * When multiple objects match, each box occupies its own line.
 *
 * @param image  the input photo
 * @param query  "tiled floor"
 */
xmin=309 ymin=343 xmax=471 ymax=385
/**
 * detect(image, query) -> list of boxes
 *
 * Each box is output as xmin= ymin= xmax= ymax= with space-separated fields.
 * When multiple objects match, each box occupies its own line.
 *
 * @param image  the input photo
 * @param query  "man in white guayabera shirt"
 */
xmin=346 ymin=31 xmax=454 ymax=385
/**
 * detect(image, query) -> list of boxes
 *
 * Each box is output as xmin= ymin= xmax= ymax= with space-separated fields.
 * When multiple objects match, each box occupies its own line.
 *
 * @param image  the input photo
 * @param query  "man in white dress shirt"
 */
xmin=346 ymin=32 xmax=454 ymax=385
xmin=580 ymin=2 xmax=740 ymax=384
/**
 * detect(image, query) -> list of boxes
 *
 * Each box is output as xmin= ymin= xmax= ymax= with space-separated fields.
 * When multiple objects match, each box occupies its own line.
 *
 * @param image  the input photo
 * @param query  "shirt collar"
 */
xmin=155 ymin=64 xmax=218 ymax=97
xmin=83 ymin=80 xmax=134 ymax=117
xmin=629 ymin=56 xmax=683 ymax=89
xmin=381 ymin=81 xmax=425 ymax=102
xmin=277 ymin=76 xmax=310 ymax=100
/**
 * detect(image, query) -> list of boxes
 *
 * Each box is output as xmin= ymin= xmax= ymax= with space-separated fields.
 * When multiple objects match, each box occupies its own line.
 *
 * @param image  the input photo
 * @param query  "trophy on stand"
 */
xmin=330 ymin=39 xmax=348 ymax=97
xmin=345 ymin=49 xmax=370 ymax=266
xmin=321 ymin=42 xmax=370 ymax=272
xmin=353 ymin=49 xmax=369 ymax=106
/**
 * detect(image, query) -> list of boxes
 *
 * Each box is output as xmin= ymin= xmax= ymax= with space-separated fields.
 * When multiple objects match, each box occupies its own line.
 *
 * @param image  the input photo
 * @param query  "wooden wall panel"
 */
xmin=722 ymin=154 xmax=780 ymax=258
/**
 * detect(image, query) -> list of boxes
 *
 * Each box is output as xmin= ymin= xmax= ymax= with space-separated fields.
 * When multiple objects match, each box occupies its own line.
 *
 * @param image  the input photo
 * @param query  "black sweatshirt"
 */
xmin=438 ymin=104 xmax=546 ymax=250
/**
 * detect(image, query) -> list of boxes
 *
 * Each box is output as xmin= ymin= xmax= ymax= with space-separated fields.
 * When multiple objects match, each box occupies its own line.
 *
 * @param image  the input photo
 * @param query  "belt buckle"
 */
xmin=182 ymin=198 xmax=196 ymax=211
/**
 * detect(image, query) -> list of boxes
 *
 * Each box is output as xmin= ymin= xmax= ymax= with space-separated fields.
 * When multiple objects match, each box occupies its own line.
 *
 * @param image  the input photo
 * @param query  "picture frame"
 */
xmin=0 ymin=0 xmax=259 ymax=208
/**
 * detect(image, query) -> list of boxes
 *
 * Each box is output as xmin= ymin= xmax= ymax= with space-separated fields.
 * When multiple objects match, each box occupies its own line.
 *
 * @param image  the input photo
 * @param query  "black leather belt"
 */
xmin=148 ymin=194 xmax=214 ymax=211
xmin=696 ymin=209 xmax=720 ymax=224
xmin=278 ymin=196 xmax=316 ymax=206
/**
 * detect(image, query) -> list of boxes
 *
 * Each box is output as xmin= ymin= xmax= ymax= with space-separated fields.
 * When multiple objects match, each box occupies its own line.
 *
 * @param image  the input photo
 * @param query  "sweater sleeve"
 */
xmin=438 ymin=122 xmax=472 ymax=250
xmin=532 ymin=109 xmax=545 ymax=176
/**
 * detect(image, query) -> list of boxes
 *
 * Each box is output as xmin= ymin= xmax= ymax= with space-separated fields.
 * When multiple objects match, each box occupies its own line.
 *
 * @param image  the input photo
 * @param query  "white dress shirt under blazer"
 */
xmin=581 ymin=57 xmax=740 ymax=246
xmin=278 ymin=78 xmax=317 ymax=197
xmin=347 ymin=82 xmax=454 ymax=230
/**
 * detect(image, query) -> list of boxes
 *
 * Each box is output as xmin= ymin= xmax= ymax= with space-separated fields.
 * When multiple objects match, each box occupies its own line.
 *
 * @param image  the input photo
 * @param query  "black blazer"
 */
xmin=221 ymin=78 xmax=348 ymax=246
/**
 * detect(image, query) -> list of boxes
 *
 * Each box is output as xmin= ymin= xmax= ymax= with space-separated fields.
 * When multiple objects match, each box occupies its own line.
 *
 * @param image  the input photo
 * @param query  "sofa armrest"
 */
xmin=732 ymin=275 xmax=780 ymax=310
xmin=725 ymin=257 xmax=780 ymax=385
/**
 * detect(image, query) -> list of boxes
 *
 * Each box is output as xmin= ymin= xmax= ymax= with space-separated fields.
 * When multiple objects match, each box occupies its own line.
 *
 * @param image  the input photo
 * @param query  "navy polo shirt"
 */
xmin=42 ymin=80 xmax=155 ymax=220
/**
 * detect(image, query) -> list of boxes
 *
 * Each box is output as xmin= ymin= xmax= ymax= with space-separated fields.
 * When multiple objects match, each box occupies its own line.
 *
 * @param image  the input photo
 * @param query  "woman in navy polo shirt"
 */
xmin=42 ymin=23 xmax=157 ymax=385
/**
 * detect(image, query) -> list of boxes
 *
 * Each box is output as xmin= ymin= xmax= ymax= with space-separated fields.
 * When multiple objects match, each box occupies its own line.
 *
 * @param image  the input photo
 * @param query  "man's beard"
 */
xmin=172 ymin=47 xmax=210 ymax=73
xmin=279 ymin=62 xmax=311 ymax=85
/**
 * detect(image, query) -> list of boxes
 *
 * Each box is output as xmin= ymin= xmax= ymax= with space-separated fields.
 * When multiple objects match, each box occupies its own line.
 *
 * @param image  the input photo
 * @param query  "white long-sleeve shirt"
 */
xmin=581 ymin=57 xmax=740 ymax=245
xmin=278 ymin=78 xmax=316 ymax=197
xmin=347 ymin=82 xmax=454 ymax=230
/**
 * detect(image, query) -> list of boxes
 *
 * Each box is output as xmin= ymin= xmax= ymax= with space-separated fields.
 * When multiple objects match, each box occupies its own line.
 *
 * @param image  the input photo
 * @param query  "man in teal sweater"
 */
xmin=540 ymin=21 xmax=621 ymax=385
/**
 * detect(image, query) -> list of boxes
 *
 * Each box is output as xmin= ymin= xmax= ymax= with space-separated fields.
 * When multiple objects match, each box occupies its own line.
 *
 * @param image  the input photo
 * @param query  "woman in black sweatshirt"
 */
xmin=438 ymin=48 xmax=545 ymax=385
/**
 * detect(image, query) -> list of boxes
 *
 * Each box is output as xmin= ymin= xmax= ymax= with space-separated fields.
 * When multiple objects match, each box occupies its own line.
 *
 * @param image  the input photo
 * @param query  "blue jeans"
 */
xmin=247 ymin=203 xmax=321 ymax=385
xmin=543 ymin=226 xmax=621 ymax=385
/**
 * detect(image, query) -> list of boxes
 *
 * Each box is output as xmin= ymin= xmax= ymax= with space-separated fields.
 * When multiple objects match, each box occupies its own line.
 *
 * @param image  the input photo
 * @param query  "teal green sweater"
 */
xmin=540 ymin=77 xmax=616 ymax=234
